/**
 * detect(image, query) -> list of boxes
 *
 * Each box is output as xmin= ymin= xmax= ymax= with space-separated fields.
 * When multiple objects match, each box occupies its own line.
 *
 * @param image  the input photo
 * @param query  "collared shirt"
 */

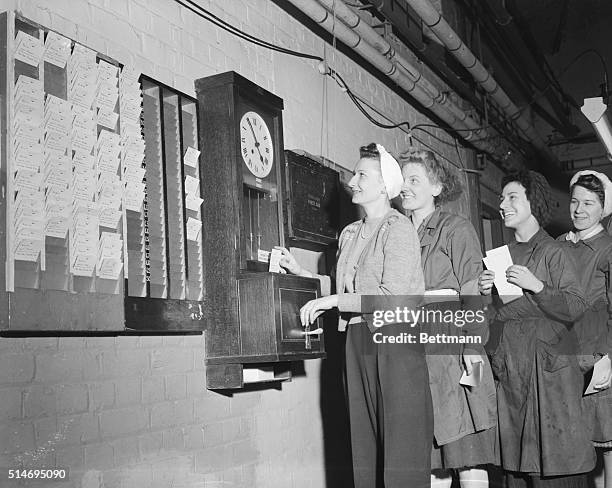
xmin=564 ymin=224 xmax=604 ymax=243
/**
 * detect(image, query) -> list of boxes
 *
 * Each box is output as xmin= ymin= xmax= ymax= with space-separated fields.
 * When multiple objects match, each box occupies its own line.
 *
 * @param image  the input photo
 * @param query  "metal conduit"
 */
xmin=405 ymin=0 xmax=556 ymax=160
xmin=286 ymin=0 xmax=499 ymax=155
xmin=315 ymin=0 xmax=489 ymax=140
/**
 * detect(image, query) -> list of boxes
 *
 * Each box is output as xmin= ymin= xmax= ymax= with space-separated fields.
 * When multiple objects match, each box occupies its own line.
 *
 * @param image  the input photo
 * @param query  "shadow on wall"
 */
xmin=319 ymin=192 xmax=356 ymax=488
xmin=319 ymin=311 xmax=354 ymax=488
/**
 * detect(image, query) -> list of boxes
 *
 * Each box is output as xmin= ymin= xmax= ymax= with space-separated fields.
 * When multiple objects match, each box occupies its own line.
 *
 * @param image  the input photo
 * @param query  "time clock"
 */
xmin=195 ymin=71 xmax=325 ymax=389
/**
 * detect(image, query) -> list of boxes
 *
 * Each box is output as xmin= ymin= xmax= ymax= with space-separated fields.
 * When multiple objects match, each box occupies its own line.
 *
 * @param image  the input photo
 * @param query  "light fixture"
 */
xmin=581 ymin=97 xmax=612 ymax=161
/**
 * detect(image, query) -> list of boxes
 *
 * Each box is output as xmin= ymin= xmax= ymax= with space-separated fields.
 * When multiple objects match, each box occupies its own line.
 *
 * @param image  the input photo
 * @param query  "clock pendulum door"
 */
xmin=243 ymin=185 xmax=279 ymax=265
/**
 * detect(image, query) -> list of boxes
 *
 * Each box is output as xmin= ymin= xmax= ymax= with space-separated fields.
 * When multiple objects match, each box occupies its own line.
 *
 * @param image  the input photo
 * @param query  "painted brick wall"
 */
xmin=1 ymin=1 xmax=471 ymax=487
xmin=1 ymin=335 xmax=328 ymax=488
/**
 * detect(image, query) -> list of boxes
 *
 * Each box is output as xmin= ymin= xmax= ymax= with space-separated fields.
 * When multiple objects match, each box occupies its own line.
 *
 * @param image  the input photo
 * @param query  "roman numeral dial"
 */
xmin=239 ymin=111 xmax=274 ymax=178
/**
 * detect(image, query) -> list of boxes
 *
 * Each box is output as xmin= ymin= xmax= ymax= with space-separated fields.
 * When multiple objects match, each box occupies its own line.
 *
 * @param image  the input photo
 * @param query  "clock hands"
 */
xmin=246 ymin=117 xmax=265 ymax=163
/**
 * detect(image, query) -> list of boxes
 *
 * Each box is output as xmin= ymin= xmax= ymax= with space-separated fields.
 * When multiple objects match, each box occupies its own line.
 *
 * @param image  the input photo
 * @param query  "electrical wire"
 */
xmin=454 ymin=137 xmax=464 ymax=168
xmin=331 ymin=73 xmax=463 ymax=168
xmin=175 ymin=0 xmax=533 ymax=158
xmin=329 ymin=69 xmax=412 ymax=129
xmin=174 ymin=0 xmax=324 ymax=62
xmin=412 ymin=126 xmax=467 ymax=147
xmin=177 ymin=0 xmax=589 ymax=172
xmin=341 ymin=1 xmax=372 ymax=9
xmin=556 ymin=48 xmax=609 ymax=98
xmin=521 ymin=49 xmax=610 ymax=113
xmin=175 ymin=0 xmax=473 ymax=169
xmin=327 ymin=68 xmax=475 ymax=168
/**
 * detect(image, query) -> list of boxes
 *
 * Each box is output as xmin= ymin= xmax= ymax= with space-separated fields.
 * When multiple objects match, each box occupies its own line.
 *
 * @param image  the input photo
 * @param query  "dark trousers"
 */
xmin=506 ymin=471 xmax=588 ymax=488
xmin=345 ymin=324 xmax=433 ymax=488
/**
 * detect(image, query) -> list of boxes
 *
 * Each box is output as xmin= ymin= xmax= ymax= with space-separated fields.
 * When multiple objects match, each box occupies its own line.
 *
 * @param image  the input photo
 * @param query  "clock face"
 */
xmin=240 ymin=111 xmax=274 ymax=178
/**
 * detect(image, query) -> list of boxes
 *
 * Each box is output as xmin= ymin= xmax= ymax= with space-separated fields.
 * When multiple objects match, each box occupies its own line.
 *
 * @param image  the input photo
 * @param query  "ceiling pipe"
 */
xmin=363 ymin=0 xmax=482 ymax=113
xmin=285 ymin=0 xmax=501 ymax=156
xmin=359 ymin=0 xmax=537 ymax=162
xmin=315 ymin=0 xmax=489 ymax=141
xmin=404 ymin=0 xmax=557 ymax=163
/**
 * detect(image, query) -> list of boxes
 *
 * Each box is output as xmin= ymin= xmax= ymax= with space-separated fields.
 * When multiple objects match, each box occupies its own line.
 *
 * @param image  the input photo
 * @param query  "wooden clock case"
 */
xmin=195 ymin=71 xmax=325 ymax=389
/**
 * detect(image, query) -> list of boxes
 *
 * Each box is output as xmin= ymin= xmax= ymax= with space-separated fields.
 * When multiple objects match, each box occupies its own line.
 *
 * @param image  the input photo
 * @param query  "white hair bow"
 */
xmin=376 ymin=144 xmax=403 ymax=199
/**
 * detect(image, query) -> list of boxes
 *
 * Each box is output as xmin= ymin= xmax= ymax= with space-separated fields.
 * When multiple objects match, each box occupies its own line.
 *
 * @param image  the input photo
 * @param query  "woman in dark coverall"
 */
xmin=558 ymin=170 xmax=612 ymax=488
xmin=478 ymin=170 xmax=594 ymax=487
xmin=399 ymin=150 xmax=497 ymax=488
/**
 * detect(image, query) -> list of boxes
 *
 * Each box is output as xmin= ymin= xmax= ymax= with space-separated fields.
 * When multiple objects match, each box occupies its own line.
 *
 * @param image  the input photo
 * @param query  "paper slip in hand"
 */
xmin=269 ymin=248 xmax=282 ymax=273
xmin=585 ymin=355 xmax=612 ymax=395
xmin=483 ymin=245 xmax=523 ymax=304
xmin=459 ymin=360 xmax=483 ymax=387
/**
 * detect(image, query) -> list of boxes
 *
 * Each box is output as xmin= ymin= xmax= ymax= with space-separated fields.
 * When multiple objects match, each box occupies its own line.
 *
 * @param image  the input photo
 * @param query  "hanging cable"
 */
xmin=174 ymin=0 xmax=324 ymax=61
xmin=176 ymin=0 xmax=473 ymax=169
xmin=557 ymin=48 xmax=609 ymax=98
xmin=332 ymin=77 xmax=463 ymax=168
xmin=175 ymin=0 xmax=533 ymax=157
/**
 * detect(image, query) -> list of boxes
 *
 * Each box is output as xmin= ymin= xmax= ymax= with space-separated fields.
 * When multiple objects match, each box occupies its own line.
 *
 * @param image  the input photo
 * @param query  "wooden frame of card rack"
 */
xmin=0 ymin=12 xmax=205 ymax=333
xmin=0 ymin=12 xmax=128 ymax=331
xmin=123 ymin=76 xmax=205 ymax=331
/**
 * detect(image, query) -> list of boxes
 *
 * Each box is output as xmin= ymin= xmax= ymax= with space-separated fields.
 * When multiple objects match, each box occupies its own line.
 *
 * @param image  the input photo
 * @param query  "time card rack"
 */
xmin=124 ymin=77 xmax=204 ymax=331
xmin=0 ymin=12 xmax=203 ymax=332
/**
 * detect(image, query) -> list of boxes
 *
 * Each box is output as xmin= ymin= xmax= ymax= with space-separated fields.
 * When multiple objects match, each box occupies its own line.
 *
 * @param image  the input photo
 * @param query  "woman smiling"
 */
xmin=400 ymin=150 xmax=497 ymax=488
xmin=479 ymin=170 xmax=593 ymax=487
xmin=558 ymin=170 xmax=612 ymax=488
xmin=277 ymin=143 xmax=431 ymax=488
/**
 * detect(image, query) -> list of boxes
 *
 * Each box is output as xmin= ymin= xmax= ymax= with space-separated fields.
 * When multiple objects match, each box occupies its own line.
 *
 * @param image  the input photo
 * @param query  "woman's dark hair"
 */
xmin=571 ymin=174 xmax=605 ymax=208
xmin=501 ymin=170 xmax=552 ymax=226
xmin=359 ymin=142 xmax=380 ymax=160
xmin=398 ymin=149 xmax=463 ymax=205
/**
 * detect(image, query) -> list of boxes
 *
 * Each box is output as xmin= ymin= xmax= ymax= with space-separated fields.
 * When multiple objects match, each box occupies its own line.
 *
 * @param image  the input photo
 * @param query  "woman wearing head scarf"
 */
xmin=479 ymin=170 xmax=594 ymax=487
xmin=400 ymin=150 xmax=497 ymax=488
xmin=277 ymin=143 xmax=431 ymax=487
xmin=558 ymin=170 xmax=612 ymax=488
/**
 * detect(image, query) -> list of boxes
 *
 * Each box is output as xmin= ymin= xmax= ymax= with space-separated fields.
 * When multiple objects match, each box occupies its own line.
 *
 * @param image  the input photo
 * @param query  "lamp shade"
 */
xmin=581 ymin=97 xmax=612 ymax=161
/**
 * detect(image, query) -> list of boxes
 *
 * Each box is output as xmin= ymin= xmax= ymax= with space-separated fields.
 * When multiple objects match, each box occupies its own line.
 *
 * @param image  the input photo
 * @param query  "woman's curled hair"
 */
xmin=501 ymin=170 xmax=552 ymax=226
xmin=359 ymin=142 xmax=380 ymax=160
xmin=398 ymin=149 xmax=463 ymax=205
